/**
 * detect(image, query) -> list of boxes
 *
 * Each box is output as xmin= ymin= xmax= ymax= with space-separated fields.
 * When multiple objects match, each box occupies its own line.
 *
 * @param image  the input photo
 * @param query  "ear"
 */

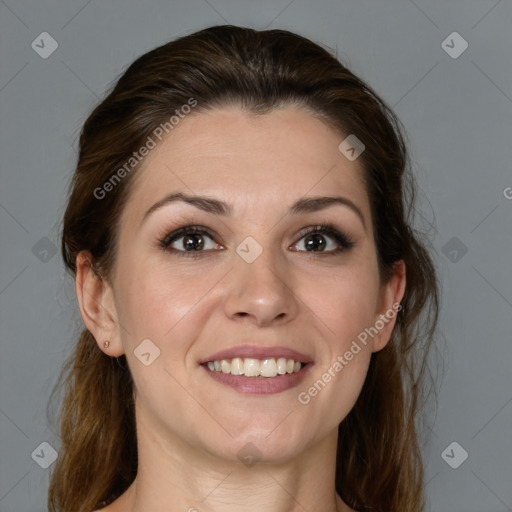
xmin=371 ymin=259 xmax=406 ymax=353
xmin=75 ymin=250 xmax=124 ymax=356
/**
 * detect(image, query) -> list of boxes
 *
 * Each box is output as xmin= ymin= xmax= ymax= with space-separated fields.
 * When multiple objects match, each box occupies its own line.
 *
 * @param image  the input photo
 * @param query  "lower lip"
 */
xmin=201 ymin=364 xmax=313 ymax=394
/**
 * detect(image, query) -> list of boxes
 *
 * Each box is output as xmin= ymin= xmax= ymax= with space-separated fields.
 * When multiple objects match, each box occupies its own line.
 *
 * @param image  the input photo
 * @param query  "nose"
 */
xmin=223 ymin=248 xmax=299 ymax=327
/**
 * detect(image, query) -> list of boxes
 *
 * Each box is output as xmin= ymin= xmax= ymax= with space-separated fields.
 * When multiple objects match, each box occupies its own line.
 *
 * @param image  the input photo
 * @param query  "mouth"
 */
xmin=202 ymin=357 xmax=307 ymax=378
xmin=199 ymin=346 xmax=313 ymax=394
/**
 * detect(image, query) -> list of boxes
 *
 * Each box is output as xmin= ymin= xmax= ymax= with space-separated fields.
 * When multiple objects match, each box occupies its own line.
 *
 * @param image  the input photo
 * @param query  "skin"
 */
xmin=77 ymin=105 xmax=406 ymax=512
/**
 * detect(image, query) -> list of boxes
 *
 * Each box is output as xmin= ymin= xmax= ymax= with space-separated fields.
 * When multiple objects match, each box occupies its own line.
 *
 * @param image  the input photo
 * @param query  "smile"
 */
xmin=201 ymin=358 xmax=312 ymax=395
xmin=204 ymin=357 xmax=303 ymax=378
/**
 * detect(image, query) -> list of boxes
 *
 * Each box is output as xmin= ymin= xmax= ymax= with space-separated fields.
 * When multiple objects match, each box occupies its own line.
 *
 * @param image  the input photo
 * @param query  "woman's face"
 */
xmin=86 ymin=105 xmax=405 ymax=464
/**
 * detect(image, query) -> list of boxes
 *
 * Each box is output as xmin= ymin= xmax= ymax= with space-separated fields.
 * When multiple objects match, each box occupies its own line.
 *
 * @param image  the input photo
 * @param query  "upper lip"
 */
xmin=199 ymin=344 xmax=314 ymax=364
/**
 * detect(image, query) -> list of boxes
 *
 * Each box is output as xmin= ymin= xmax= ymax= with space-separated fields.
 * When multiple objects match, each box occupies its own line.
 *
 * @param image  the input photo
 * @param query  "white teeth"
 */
xmin=204 ymin=357 xmax=304 ymax=377
xmin=243 ymin=358 xmax=260 ymax=377
xmin=260 ymin=358 xmax=278 ymax=377
xmin=277 ymin=357 xmax=287 ymax=375
xmin=230 ymin=357 xmax=243 ymax=375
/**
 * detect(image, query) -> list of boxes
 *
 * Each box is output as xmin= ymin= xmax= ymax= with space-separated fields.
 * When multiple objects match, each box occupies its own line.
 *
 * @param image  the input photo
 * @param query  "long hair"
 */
xmin=48 ymin=24 xmax=441 ymax=512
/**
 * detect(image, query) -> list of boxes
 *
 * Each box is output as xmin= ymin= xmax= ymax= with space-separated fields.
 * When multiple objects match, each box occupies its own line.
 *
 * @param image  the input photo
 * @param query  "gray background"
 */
xmin=0 ymin=0 xmax=511 ymax=511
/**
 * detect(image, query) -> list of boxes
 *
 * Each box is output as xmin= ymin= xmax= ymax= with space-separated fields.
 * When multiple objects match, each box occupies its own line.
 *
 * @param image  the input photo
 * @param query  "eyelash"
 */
xmin=158 ymin=223 xmax=355 ymax=259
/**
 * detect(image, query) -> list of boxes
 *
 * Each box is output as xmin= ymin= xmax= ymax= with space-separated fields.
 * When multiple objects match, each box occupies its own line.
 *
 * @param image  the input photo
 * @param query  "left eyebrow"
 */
xmin=289 ymin=196 xmax=366 ymax=231
xmin=141 ymin=192 xmax=366 ymax=232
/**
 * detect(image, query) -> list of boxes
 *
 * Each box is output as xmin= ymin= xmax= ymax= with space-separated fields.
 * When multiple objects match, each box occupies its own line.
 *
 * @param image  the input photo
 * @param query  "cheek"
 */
xmin=296 ymin=275 xmax=377 ymax=427
xmin=116 ymin=259 xmax=223 ymax=345
xmin=302 ymin=265 xmax=380 ymax=347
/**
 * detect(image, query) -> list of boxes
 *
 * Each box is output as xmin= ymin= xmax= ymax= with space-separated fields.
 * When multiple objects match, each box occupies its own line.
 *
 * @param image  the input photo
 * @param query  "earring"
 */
xmin=104 ymin=340 xmax=110 ymax=348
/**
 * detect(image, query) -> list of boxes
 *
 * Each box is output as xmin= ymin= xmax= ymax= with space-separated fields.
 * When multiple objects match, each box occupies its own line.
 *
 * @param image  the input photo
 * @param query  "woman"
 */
xmin=48 ymin=25 xmax=440 ymax=512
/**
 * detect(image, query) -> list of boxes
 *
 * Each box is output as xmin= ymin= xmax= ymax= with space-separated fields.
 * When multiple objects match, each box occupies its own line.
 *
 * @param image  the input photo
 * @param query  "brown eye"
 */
xmin=179 ymin=233 xmax=205 ymax=251
xmin=292 ymin=224 xmax=355 ymax=254
xmin=159 ymin=225 xmax=223 ymax=257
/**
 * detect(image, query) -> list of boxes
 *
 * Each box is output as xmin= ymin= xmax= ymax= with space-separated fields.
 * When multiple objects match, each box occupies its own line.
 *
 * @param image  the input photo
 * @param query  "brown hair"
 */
xmin=48 ymin=24 xmax=440 ymax=512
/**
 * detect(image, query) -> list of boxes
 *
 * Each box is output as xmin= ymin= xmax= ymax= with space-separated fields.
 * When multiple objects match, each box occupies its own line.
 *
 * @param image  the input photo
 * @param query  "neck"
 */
xmin=118 ymin=402 xmax=349 ymax=512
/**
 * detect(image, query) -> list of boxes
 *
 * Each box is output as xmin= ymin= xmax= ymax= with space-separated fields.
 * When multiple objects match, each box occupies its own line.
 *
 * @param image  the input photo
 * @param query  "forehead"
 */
xmin=123 ymin=105 xmax=369 ymax=224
